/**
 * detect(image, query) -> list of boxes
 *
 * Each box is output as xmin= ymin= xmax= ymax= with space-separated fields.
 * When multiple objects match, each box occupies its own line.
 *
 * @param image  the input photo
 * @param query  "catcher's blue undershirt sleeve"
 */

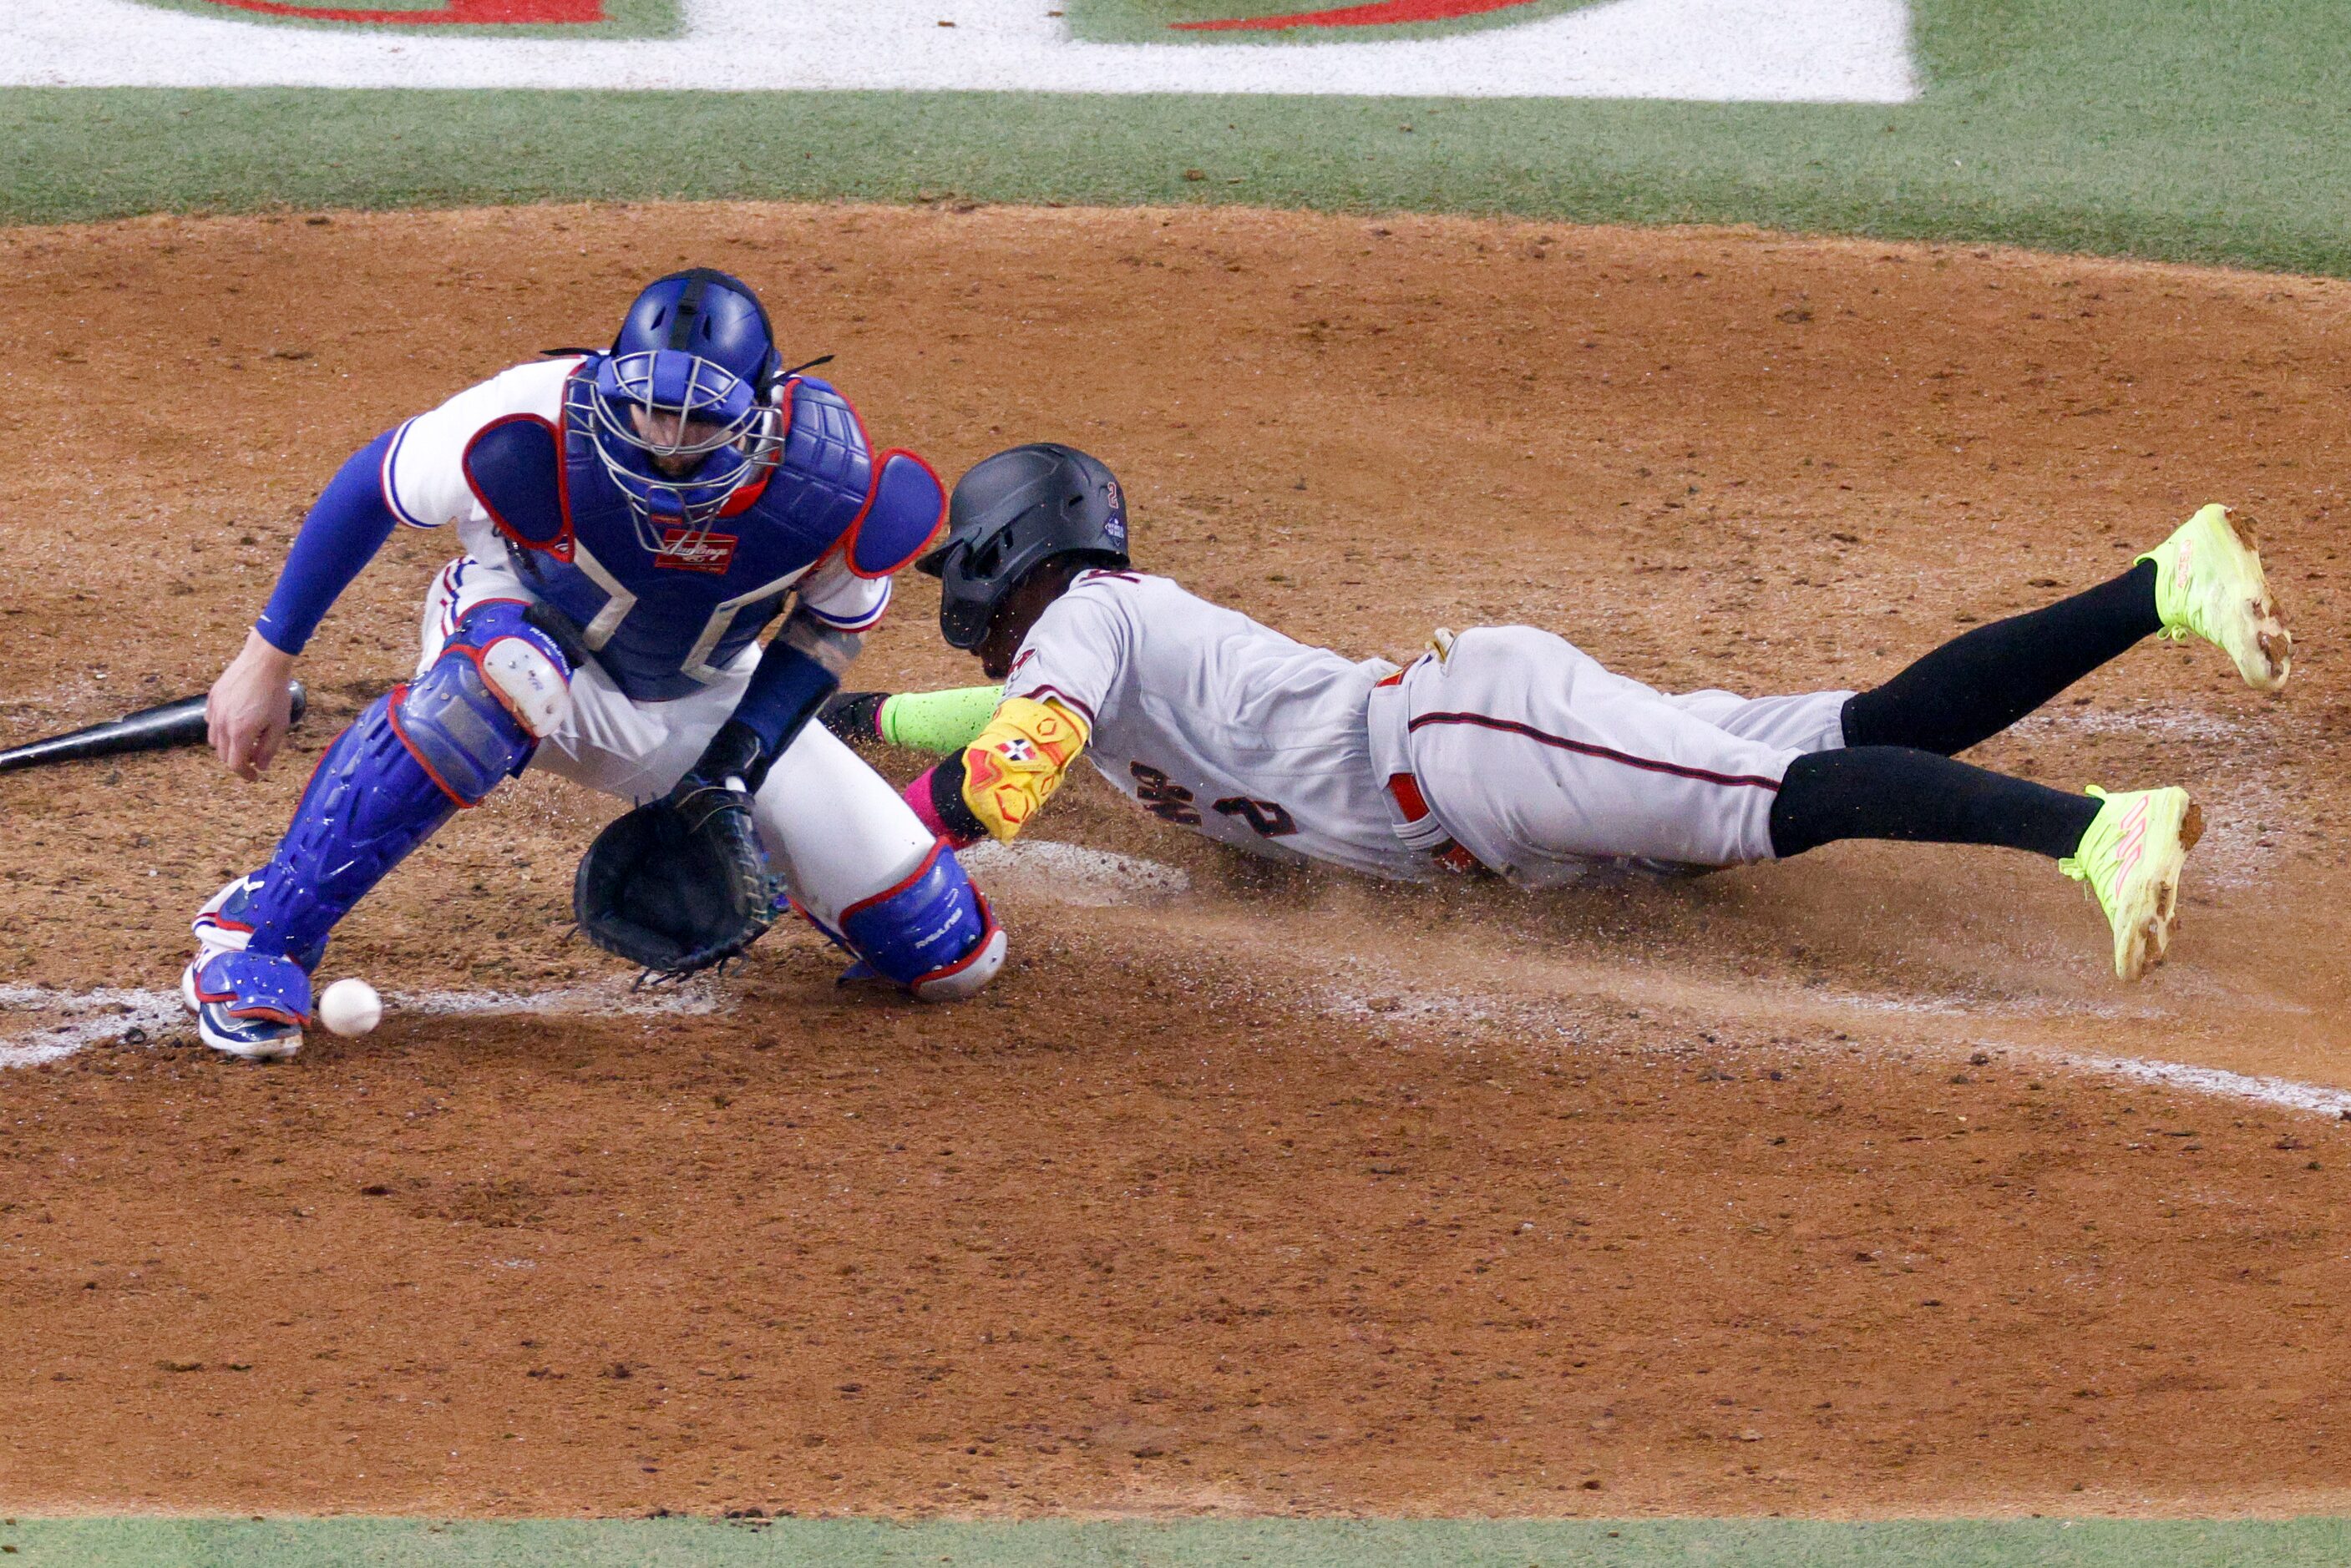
xmin=253 ymin=429 xmax=401 ymax=657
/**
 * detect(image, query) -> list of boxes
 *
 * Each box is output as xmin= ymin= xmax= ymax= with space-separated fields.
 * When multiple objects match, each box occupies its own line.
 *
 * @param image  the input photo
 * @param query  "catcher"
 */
xmin=186 ymin=270 xmax=1006 ymax=1060
xmin=825 ymin=444 xmax=2292 ymax=982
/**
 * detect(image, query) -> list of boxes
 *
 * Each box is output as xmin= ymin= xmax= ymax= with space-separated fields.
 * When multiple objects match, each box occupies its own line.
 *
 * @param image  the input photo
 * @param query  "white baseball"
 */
xmin=317 ymin=979 xmax=383 ymax=1038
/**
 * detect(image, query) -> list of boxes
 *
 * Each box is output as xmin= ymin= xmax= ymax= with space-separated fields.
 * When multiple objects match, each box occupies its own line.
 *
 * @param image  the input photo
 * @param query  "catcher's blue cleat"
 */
xmin=190 ymin=873 xmax=327 ymax=973
xmin=183 ymin=949 xmax=312 ymax=1062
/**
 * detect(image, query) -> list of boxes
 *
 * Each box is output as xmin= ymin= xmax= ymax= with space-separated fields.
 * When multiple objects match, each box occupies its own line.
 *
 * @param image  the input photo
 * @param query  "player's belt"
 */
xmin=1384 ymin=771 xmax=1482 ymax=875
xmin=1371 ymin=666 xmax=1482 ymax=875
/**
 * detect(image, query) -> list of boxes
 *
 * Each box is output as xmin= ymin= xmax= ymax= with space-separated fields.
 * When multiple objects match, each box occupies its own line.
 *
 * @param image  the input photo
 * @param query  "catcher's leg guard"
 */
xmin=827 ymin=842 xmax=1006 ymax=1002
xmin=190 ymin=604 xmax=570 ymax=1020
xmin=752 ymin=722 xmax=1006 ymax=1000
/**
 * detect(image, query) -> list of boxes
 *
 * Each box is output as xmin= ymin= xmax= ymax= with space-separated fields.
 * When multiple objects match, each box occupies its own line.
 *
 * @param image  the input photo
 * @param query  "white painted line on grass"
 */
xmin=4 ymin=0 xmax=1919 ymax=102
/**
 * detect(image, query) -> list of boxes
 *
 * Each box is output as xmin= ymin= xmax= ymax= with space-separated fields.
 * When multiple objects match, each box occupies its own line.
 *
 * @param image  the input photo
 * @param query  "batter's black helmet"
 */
xmin=918 ymin=444 xmax=1130 ymax=650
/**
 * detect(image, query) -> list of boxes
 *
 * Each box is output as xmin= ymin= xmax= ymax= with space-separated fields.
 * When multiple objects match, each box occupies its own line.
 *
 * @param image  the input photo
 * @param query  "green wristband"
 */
xmin=878 ymin=685 xmax=1006 ymax=752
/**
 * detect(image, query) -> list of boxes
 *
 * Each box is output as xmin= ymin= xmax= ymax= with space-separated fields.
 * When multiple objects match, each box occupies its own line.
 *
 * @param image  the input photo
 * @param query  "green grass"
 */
xmin=123 ymin=0 xmax=683 ymax=40
xmin=7 ymin=0 xmax=2351 ymax=275
xmin=9 ymin=1519 xmax=2351 ymax=1567
xmin=1066 ymin=0 xmax=1609 ymax=48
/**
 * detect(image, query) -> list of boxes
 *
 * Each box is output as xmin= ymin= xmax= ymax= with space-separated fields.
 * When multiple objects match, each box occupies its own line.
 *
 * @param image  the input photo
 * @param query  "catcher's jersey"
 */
xmin=1004 ymin=571 xmax=1431 ymax=881
xmin=382 ymin=358 xmax=892 ymax=698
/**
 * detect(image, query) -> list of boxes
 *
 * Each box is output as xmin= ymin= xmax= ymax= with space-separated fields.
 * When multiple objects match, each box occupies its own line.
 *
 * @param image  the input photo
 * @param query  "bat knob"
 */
xmin=286 ymin=680 xmax=308 ymax=727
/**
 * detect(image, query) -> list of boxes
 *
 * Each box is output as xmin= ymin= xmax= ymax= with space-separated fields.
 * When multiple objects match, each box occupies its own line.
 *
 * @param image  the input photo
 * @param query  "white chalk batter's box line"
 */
xmin=9 ymin=840 xmax=2328 ymax=1125
xmin=0 ymin=979 xmax=722 ymax=1069
xmin=18 ymin=969 xmax=2339 ymax=1125
xmin=0 ymin=840 xmax=1172 ymax=1068
xmin=6 ymin=0 xmax=1917 ymax=101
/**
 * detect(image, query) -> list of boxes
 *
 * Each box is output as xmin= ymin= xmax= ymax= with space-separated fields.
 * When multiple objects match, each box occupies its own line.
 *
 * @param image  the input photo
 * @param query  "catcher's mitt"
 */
xmin=574 ymin=777 xmax=778 ymax=980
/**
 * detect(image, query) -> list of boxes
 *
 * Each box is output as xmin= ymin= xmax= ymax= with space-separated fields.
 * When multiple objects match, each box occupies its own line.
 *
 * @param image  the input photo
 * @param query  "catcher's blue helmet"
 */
xmin=584 ymin=268 xmax=785 ymax=538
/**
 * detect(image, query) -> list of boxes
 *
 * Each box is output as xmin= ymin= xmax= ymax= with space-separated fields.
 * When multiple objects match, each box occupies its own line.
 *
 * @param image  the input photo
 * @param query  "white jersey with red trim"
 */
xmin=1004 ymin=571 xmax=1431 ymax=881
xmin=1008 ymin=574 xmax=1857 ymax=888
xmin=380 ymin=357 xmax=891 ymax=636
xmin=1372 ymin=627 xmax=1852 ymax=887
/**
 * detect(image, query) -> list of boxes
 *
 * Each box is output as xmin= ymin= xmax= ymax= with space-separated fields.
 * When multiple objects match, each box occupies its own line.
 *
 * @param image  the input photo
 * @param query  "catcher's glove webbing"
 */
xmin=574 ymin=724 xmax=779 ymax=980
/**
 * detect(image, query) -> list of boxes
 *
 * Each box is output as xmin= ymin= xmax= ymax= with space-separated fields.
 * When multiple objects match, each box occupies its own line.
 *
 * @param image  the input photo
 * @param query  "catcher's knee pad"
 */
xmin=398 ymin=602 xmax=571 ymax=805
xmin=834 ymin=842 xmax=1006 ymax=1002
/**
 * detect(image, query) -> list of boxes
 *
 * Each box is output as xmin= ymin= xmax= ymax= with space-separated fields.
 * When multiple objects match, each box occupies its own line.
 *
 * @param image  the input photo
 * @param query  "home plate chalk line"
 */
xmin=0 ymin=839 xmax=1186 ymax=1068
xmin=10 ymin=970 xmax=2343 ymax=1121
xmin=6 ymin=839 xmax=2342 ymax=1125
xmin=0 ymin=979 xmax=722 ymax=1069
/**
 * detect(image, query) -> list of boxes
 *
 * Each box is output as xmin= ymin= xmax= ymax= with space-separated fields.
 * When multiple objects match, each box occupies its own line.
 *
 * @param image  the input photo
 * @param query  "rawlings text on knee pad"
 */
xmin=834 ymin=842 xmax=1006 ymax=1001
xmin=393 ymin=602 xmax=571 ymax=804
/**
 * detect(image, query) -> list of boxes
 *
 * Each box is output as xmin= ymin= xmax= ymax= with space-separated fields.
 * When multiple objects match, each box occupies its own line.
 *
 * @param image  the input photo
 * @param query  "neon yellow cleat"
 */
xmin=2140 ymin=504 xmax=2292 ymax=690
xmin=2060 ymin=786 xmax=2203 ymax=981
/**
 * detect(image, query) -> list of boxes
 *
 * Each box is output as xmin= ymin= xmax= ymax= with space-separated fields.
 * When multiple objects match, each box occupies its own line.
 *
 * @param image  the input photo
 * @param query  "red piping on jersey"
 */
xmin=1013 ymin=684 xmax=1097 ymax=727
xmin=380 ymin=421 xmax=432 ymax=529
xmin=1081 ymin=569 xmax=1143 ymax=584
xmin=1406 ymin=711 xmax=1785 ymax=791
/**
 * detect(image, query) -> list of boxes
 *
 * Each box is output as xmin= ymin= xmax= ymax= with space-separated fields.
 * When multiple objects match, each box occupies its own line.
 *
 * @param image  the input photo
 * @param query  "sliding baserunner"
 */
xmin=823 ymin=444 xmax=2290 ymax=981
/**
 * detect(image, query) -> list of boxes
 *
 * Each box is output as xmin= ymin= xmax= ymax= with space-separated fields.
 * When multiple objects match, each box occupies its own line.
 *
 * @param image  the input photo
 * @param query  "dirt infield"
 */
xmin=3 ymin=202 xmax=2349 ymax=1520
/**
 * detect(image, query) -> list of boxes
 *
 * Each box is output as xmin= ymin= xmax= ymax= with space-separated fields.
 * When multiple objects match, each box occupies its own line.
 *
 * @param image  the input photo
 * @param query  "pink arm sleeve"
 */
xmin=904 ymin=765 xmax=950 ymax=841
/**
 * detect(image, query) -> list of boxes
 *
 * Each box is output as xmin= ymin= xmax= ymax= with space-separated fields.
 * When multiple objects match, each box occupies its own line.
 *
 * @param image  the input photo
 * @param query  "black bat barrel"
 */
xmin=0 ymin=682 xmax=307 ymax=774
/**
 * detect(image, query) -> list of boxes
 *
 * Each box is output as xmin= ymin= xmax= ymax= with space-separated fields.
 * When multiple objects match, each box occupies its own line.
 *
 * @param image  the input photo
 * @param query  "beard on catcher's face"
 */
xmin=629 ymin=404 xmax=732 ymax=478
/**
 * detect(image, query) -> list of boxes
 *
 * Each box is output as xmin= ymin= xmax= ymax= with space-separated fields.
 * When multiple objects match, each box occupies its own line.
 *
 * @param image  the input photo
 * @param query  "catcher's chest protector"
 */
xmin=462 ymin=372 xmax=875 ymax=701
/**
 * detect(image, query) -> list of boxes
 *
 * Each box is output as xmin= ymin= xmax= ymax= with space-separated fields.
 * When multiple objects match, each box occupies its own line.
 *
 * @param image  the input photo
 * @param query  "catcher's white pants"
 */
xmin=422 ymin=556 xmax=932 ymax=926
xmin=1369 ymin=626 xmax=1852 ymax=888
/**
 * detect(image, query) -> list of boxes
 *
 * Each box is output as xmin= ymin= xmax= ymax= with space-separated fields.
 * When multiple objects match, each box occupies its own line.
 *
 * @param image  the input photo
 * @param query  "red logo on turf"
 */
xmin=193 ymin=0 xmax=602 ymax=20
xmin=1172 ymin=0 xmax=1535 ymax=29
xmin=654 ymin=528 xmax=737 ymax=574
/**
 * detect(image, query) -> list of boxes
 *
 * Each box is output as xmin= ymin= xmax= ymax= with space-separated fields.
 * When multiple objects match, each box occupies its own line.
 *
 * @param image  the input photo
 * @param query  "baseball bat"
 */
xmin=0 ymin=683 xmax=307 ymax=774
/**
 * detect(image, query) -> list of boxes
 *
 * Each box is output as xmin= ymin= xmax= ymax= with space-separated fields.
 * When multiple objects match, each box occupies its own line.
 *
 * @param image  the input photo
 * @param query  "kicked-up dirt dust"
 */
xmin=2 ymin=201 xmax=2348 ymax=1519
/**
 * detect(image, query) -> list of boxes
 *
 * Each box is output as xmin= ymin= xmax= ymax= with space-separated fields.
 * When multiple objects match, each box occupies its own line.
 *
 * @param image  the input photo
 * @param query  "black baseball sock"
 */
xmin=1769 ymin=746 xmax=2103 ymax=861
xmin=1841 ymin=560 xmax=2161 ymax=756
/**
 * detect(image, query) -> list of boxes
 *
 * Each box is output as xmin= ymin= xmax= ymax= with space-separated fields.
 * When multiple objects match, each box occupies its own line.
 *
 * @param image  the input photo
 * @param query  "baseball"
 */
xmin=317 ymin=979 xmax=383 ymax=1039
